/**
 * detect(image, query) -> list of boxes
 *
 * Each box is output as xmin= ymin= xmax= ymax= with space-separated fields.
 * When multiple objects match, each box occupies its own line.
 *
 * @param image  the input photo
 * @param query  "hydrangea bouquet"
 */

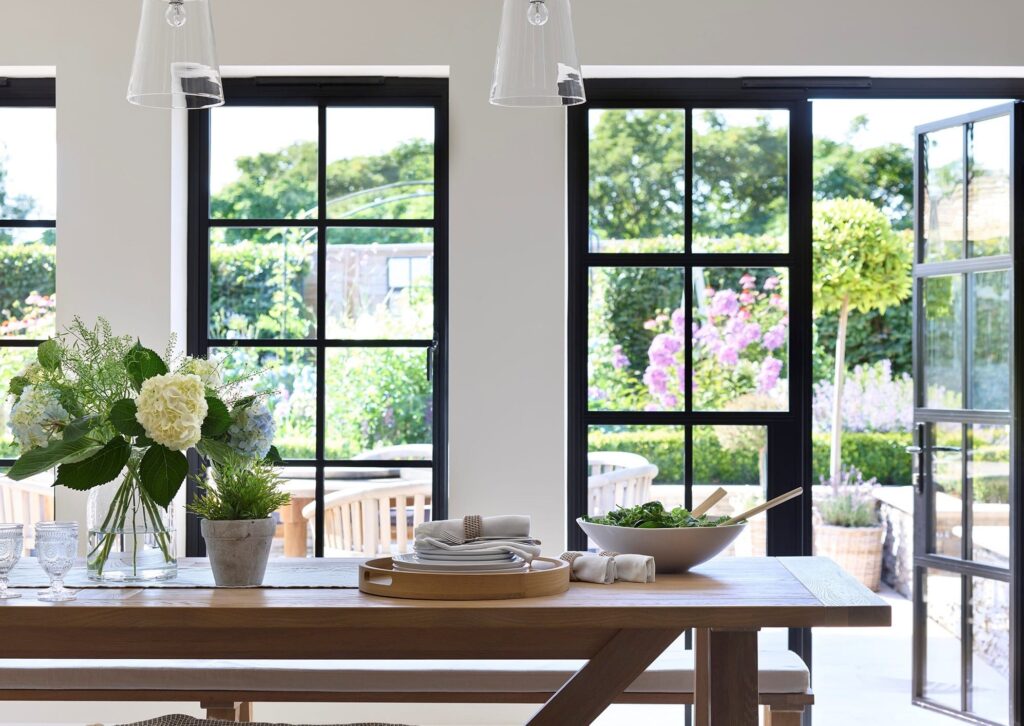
xmin=4 ymin=318 xmax=278 ymax=580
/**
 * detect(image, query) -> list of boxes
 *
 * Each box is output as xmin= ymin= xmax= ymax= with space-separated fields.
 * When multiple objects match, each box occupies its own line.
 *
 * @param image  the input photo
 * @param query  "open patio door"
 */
xmin=911 ymin=103 xmax=1019 ymax=725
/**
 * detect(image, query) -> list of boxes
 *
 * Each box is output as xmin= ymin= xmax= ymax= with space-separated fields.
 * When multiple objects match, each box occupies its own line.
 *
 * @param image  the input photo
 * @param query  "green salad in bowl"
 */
xmin=583 ymin=501 xmax=732 ymax=529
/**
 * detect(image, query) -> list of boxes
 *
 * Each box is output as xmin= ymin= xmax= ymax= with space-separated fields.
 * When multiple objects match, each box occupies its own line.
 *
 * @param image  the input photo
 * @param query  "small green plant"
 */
xmin=584 ymin=501 xmax=730 ymax=529
xmin=188 ymin=455 xmax=290 ymax=521
xmin=817 ymin=466 xmax=879 ymax=527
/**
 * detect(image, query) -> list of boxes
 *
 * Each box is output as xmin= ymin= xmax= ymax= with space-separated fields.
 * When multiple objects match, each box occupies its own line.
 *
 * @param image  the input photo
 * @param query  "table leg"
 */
xmin=695 ymin=628 xmax=759 ymax=725
xmin=280 ymin=497 xmax=312 ymax=558
xmin=526 ymin=628 xmax=681 ymax=726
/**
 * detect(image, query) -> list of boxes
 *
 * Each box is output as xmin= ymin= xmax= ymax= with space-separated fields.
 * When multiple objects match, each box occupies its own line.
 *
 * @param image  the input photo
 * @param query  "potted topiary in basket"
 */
xmin=189 ymin=455 xmax=291 ymax=587
xmin=813 ymin=466 xmax=884 ymax=591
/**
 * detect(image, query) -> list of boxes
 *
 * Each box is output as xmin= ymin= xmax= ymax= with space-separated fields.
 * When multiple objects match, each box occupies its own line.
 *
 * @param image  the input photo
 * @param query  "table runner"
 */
xmin=7 ymin=557 xmax=360 ymax=589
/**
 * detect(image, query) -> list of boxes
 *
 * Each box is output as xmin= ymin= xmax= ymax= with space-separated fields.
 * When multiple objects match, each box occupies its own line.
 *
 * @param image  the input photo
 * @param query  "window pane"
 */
xmin=694 ymin=425 xmax=768 ymax=557
xmin=588 ymin=267 xmax=685 ymax=411
xmin=923 ymin=126 xmax=964 ymax=262
xmin=210 ymin=107 xmax=318 ymax=220
xmin=213 ymin=346 xmax=316 ymax=460
xmin=693 ymin=109 xmax=788 ymax=253
xmin=325 ymin=227 xmax=433 ymax=339
xmin=0 ymin=232 xmax=55 ymax=340
xmin=969 ymin=577 xmax=1010 ymax=724
xmin=326 ymin=108 xmax=434 ymax=220
xmin=0 ymin=108 xmax=56 ymax=220
xmin=923 ymin=275 xmax=963 ymax=408
xmin=923 ymin=568 xmax=962 ymax=710
xmin=0 ymin=468 xmax=54 ymax=556
xmin=967 ymin=115 xmax=1010 ymax=257
xmin=325 ymin=348 xmax=432 ymax=460
xmin=969 ymin=269 xmax=1010 ymax=411
xmin=588 ymin=109 xmax=685 ymax=253
xmin=693 ymin=268 xmax=788 ymax=411
xmin=208 ymin=228 xmax=316 ymax=340
xmin=932 ymin=422 xmax=963 ymax=558
xmin=969 ymin=425 xmax=1009 ymax=568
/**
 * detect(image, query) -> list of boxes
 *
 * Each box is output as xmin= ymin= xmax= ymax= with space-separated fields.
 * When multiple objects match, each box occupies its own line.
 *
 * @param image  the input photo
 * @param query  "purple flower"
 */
xmin=611 ymin=345 xmax=629 ymax=370
xmin=643 ymin=365 xmax=669 ymax=394
xmin=717 ymin=345 xmax=740 ymax=366
xmin=709 ymin=289 xmax=739 ymax=317
xmin=589 ymin=386 xmax=608 ymax=402
xmin=764 ymin=276 xmax=780 ymax=291
xmin=757 ymin=357 xmax=784 ymax=393
xmin=724 ymin=318 xmax=761 ymax=350
xmin=762 ymin=324 xmax=786 ymax=351
xmin=671 ymin=308 xmax=687 ymax=335
xmin=769 ymin=294 xmax=787 ymax=311
xmin=740 ymin=273 xmax=757 ymax=290
xmin=694 ymin=322 xmax=720 ymax=345
xmin=676 ymin=365 xmax=687 ymax=393
xmin=739 ymin=291 xmax=756 ymax=305
xmin=661 ymin=393 xmax=679 ymax=408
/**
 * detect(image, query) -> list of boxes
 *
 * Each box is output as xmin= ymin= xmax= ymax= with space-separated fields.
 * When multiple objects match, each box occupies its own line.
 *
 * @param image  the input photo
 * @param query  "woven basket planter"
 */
xmin=814 ymin=523 xmax=884 ymax=591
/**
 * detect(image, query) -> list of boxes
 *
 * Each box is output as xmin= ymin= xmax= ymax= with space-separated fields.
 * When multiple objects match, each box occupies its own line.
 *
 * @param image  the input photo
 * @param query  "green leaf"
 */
xmin=201 ymin=396 xmax=231 ymax=437
xmin=8 ymin=376 xmax=28 ymax=397
xmin=54 ymin=436 xmax=131 ymax=491
xmin=109 ymin=398 xmax=146 ymax=437
xmin=136 ymin=434 xmax=154 ymax=447
xmin=232 ymin=394 xmax=257 ymax=411
xmin=264 ymin=445 xmax=283 ymax=464
xmin=37 ymin=339 xmax=61 ymax=371
xmin=7 ymin=437 xmax=100 ymax=480
xmin=197 ymin=438 xmax=236 ymax=464
xmin=58 ymin=389 xmax=83 ymax=418
xmin=62 ymin=414 xmax=99 ymax=443
xmin=139 ymin=444 xmax=189 ymax=508
xmin=124 ymin=342 xmax=168 ymax=391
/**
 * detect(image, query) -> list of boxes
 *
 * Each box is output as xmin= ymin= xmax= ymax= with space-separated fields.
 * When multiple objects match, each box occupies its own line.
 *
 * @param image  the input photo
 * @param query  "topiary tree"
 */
xmin=813 ymin=198 xmax=911 ymax=481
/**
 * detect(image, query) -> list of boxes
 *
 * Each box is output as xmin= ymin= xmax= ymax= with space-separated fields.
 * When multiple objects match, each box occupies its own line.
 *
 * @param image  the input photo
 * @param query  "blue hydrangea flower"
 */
xmin=226 ymin=401 xmax=276 ymax=459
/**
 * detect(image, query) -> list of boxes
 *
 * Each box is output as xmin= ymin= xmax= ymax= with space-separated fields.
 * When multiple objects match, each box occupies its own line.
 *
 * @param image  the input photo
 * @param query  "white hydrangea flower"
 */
xmin=8 ymin=385 xmax=70 ymax=450
xmin=226 ymin=401 xmax=276 ymax=459
xmin=135 ymin=373 xmax=209 ymax=452
xmin=179 ymin=356 xmax=222 ymax=388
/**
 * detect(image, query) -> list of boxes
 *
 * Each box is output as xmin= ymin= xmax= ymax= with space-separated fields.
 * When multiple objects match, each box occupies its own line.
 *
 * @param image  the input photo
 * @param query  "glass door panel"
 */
xmin=912 ymin=103 xmax=1016 ymax=725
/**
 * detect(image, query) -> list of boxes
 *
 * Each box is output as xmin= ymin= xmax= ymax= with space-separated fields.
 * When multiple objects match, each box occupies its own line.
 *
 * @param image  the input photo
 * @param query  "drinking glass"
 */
xmin=0 ymin=524 xmax=24 ymax=600
xmin=35 ymin=522 xmax=78 ymax=602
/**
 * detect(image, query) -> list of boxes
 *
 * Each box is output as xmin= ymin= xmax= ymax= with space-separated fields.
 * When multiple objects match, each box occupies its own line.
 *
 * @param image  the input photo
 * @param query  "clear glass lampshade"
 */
xmin=127 ymin=0 xmax=224 ymax=109
xmin=490 ymin=0 xmax=585 ymax=107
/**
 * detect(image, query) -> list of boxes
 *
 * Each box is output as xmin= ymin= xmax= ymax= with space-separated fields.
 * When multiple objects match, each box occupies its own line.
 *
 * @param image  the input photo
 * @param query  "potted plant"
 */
xmin=814 ymin=466 xmax=884 ymax=591
xmin=189 ymin=454 xmax=290 ymax=587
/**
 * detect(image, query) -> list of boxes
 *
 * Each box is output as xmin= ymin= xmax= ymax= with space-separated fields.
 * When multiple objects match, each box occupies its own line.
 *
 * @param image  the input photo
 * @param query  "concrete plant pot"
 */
xmin=201 ymin=517 xmax=276 ymax=587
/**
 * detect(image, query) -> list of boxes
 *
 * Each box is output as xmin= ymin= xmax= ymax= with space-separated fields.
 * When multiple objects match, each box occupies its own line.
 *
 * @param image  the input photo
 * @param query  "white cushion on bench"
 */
xmin=0 ymin=650 xmax=808 ymax=695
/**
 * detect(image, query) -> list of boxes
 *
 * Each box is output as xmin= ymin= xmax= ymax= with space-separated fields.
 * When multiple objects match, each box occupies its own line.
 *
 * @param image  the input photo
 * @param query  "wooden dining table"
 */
xmin=0 ymin=556 xmax=890 ymax=725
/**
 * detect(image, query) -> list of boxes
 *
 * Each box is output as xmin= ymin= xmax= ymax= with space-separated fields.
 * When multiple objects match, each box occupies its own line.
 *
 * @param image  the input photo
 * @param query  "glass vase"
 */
xmin=86 ymin=452 xmax=177 ymax=582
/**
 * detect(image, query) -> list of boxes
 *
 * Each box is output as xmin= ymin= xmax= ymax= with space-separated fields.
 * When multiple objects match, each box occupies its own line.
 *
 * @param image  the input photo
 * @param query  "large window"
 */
xmin=0 ymin=78 xmax=57 ymax=553
xmin=188 ymin=79 xmax=448 ymax=557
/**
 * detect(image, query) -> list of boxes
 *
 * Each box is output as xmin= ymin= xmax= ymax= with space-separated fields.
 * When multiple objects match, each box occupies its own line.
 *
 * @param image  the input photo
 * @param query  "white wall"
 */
xmin=1 ymin=1 xmax=1023 ymax=721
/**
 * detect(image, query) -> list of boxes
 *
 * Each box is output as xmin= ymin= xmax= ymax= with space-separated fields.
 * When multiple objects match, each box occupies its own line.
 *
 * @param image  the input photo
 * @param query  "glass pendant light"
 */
xmin=490 ymin=0 xmax=585 ymax=107
xmin=127 ymin=0 xmax=224 ymax=109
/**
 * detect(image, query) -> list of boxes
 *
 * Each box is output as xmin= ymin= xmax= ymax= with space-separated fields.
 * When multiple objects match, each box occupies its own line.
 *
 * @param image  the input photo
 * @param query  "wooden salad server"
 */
xmin=690 ymin=486 xmax=728 ymax=518
xmin=723 ymin=487 xmax=803 ymax=526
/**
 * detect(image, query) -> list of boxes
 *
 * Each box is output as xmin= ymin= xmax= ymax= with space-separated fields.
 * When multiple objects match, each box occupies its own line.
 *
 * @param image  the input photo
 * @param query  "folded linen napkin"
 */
xmin=415 ymin=514 xmax=531 ymax=542
xmin=600 ymin=551 xmax=656 ymax=583
xmin=560 ymin=551 xmax=616 ymax=584
xmin=414 ymin=537 xmax=542 ymax=563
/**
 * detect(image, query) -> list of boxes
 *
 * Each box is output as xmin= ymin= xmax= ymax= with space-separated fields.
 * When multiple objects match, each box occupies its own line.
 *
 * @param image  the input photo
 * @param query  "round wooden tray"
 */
xmin=359 ymin=556 xmax=570 ymax=600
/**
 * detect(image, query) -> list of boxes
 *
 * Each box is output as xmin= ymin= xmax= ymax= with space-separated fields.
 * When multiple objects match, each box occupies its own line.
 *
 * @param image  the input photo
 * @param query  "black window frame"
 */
xmin=186 ymin=77 xmax=449 ymax=557
xmin=0 ymin=77 xmax=57 ymax=474
xmin=569 ymin=78 xmax=1024 ymax=725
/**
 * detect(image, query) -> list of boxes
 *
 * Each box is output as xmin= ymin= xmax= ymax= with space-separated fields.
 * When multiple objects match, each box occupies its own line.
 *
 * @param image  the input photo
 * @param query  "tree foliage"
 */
xmin=812 ymin=199 xmax=912 ymax=315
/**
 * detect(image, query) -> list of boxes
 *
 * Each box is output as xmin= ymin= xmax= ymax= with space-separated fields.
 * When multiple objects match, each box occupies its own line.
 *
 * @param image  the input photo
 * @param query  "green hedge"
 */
xmin=589 ymin=428 xmax=912 ymax=486
xmin=0 ymin=244 xmax=56 ymax=307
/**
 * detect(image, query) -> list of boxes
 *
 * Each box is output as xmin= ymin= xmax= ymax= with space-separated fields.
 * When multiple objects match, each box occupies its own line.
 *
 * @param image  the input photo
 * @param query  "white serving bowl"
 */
xmin=576 ymin=518 xmax=747 ymax=573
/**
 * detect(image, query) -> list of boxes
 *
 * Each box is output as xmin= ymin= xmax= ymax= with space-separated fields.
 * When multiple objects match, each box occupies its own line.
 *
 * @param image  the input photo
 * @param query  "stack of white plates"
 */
xmin=394 ymin=552 xmax=528 ymax=573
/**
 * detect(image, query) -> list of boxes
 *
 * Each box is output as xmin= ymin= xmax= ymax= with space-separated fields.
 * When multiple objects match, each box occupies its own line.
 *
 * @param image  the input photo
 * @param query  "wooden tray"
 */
xmin=359 ymin=556 xmax=570 ymax=600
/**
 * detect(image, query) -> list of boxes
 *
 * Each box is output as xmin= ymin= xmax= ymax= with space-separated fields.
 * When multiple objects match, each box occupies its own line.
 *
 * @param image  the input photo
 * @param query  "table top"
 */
xmin=0 ymin=556 xmax=889 ymax=630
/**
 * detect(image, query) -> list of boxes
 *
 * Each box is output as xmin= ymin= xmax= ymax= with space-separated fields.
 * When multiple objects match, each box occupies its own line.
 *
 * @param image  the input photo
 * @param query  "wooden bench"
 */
xmin=0 ymin=650 xmax=812 ymax=724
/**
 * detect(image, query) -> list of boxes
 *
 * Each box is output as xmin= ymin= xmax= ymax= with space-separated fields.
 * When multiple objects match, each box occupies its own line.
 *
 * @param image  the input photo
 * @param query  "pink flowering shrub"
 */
xmin=0 ymin=291 xmax=56 ymax=339
xmin=637 ymin=270 xmax=788 ymax=411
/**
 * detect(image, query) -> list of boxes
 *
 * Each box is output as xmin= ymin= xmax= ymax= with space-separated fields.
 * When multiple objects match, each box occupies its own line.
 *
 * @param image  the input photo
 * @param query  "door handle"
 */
xmin=905 ymin=429 xmax=961 ymax=495
xmin=904 ymin=445 xmax=961 ymax=454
